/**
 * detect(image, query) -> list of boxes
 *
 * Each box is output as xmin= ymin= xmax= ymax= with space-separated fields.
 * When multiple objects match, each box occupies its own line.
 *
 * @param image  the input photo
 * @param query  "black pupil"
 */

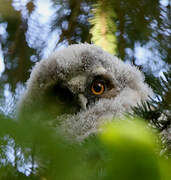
xmin=94 ymin=82 xmax=102 ymax=92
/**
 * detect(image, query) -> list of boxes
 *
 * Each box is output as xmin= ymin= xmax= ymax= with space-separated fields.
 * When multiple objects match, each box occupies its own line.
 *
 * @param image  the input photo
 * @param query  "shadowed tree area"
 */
xmin=0 ymin=0 xmax=170 ymax=179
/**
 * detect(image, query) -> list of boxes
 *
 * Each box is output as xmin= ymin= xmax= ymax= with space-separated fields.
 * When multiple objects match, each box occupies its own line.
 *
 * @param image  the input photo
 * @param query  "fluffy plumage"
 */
xmin=18 ymin=44 xmax=152 ymax=140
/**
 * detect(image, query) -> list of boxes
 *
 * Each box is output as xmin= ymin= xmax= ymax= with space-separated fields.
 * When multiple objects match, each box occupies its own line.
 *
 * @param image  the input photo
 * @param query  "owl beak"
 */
xmin=78 ymin=94 xmax=88 ymax=111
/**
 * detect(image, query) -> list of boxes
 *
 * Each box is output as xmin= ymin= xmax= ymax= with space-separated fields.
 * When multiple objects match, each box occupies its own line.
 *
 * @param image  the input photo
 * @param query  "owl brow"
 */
xmin=93 ymin=73 xmax=115 ymax=88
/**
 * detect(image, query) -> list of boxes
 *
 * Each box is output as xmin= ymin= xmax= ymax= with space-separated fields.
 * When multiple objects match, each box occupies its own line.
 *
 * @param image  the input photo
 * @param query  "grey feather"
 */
xmin=18 ymin=43 xmax=153 ymax=141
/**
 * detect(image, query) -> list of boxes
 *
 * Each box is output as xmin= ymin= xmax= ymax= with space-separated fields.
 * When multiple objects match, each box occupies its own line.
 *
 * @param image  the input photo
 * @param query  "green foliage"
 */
xmin=99 ymin=119 xmax=166 ymax=180
xmin=52 ymin=0 xmax=92 ymax=44
xmin=133 ymin=69 xmax=171 ymax=131
xmin=89 ymin=0 xmax=117 ymax=54
xmin=132 ymin=69 xmax=171 ymax=157
xmin=0 ymin=0 xmax=36 ymax=91
xmin=0 ymin=114 xmax=171 ymax=179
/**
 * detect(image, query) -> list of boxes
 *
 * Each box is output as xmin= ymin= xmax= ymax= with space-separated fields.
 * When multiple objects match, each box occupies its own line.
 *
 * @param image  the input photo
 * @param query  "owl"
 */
xmin=18 ymin=43 xmax=152 ymax=141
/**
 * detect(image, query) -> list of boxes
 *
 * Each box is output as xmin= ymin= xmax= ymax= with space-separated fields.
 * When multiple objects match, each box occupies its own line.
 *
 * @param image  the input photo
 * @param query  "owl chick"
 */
xmin=18 ymin=44 xmax=152 ymax=141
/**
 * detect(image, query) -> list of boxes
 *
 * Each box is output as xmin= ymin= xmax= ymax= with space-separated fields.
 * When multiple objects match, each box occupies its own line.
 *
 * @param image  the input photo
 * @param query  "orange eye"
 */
xmin=91 ymin=81 xmax=105 ymax=95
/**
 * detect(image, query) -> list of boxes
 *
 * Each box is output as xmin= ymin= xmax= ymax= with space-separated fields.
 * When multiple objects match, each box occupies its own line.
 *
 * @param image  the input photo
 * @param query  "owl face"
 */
xmin=18 ymin=44 xmax=152 ymax=140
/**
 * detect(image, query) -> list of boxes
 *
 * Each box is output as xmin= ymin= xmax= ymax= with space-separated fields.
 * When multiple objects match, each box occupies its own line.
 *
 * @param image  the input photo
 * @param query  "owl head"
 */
xmin=18 ymin=44 xmax=152 ymax=140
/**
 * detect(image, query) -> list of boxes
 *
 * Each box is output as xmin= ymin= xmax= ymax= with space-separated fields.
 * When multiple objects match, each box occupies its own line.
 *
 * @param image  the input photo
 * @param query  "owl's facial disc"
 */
xmin=42 ymin=72 xmax=117 ymax=119
xmin=27 ymin=64 xmax=119 ymax=121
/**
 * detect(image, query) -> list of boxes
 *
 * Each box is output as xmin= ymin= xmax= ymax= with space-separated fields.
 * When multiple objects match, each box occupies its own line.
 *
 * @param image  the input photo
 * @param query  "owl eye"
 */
xmin=91 ymin=81 xmax=105 ymax=95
